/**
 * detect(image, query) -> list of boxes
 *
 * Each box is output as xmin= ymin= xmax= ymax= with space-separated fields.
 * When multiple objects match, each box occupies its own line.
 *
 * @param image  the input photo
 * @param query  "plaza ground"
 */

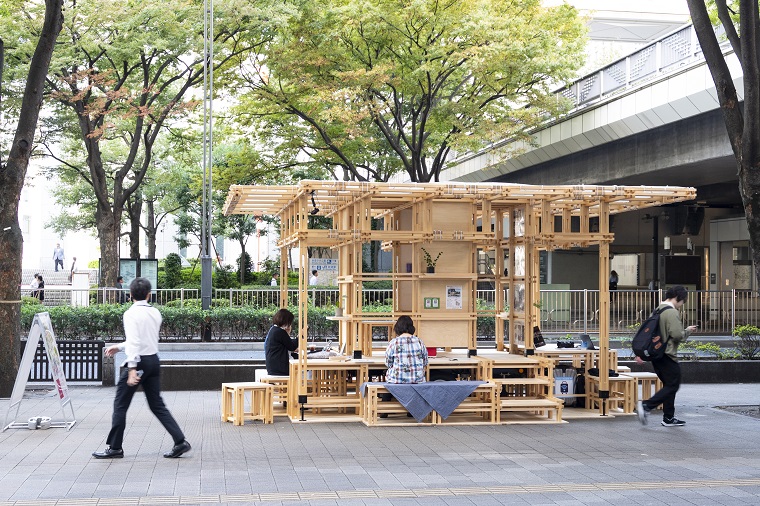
xmin=1 ymin=383 xmax=759 ymax=505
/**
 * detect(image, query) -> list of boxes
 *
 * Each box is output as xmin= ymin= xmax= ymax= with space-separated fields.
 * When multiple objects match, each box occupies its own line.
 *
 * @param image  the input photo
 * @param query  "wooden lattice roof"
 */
xmin=224 ymin=180 xmax=696 ymax=218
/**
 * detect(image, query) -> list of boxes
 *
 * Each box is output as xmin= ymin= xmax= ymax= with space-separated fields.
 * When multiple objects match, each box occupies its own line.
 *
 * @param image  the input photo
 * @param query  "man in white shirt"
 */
xmin=309 ymin=269 xmax=319 ymax=285
xmin=270 ymin=273 xmax=278 ymax=286
xmin=93 ymin=277 xmax=191 ymax=459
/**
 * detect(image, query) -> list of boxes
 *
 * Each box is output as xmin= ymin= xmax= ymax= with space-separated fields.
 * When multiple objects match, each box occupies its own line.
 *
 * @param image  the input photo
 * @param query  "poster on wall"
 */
xmin=446 ymin=285 xmax=462 ymax=310
xmin=309 ymin=258 xmax=339 ymax=285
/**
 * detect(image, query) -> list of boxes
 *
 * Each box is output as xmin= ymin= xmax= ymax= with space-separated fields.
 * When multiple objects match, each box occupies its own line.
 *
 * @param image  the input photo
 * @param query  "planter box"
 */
xmin=620 ymin=360 xmax=760 ymax=383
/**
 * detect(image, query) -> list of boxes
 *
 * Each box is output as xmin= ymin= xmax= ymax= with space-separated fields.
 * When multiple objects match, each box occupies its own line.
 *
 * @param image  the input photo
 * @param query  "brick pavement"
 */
xmin=1 ymin=383 xmax=759 ymax=506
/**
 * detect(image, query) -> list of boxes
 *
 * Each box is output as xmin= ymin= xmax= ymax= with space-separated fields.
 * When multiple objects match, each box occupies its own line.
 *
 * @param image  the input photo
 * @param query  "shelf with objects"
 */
xmin=223 ymin=181 xmax=696 ymax=423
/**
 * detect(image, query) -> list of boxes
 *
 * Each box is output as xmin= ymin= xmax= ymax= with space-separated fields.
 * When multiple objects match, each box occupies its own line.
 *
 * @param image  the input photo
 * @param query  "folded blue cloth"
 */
xmin=361 ymin=381 xmax=485 ymax=422
xmin=413 ymin=381 xmax=484 ymax=420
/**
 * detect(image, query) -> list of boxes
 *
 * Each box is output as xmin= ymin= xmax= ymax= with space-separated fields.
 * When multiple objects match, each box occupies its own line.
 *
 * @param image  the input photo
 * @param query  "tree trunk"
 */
xmin=96 ymin=203 xmax=122 ymax=291
xmin=0 ymin=0 xmax=63 ymax=397
xmin=127 ymin=193 xmax=142 ymax=259
xmin=145 ymin=200 xmax=157 ymax=259
xmin=687 ymin=0 xmax=760 ymax=289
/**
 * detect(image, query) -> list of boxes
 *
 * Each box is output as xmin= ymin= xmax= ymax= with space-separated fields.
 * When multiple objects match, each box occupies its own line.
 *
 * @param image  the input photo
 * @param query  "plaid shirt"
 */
xmin=385 ymin=334 xmax=428 ymax=384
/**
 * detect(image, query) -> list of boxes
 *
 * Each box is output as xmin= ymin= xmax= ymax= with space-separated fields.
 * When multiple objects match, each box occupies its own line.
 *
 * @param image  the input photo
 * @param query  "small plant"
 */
xmin=733 ymin=325 xmax=760 ymax=359
xmin=421 ymin=247 xmax=442 ymax=268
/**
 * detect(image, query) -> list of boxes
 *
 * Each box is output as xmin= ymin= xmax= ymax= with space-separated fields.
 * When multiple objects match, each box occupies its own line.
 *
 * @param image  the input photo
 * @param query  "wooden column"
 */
xmin=597 ymin=201 xmax=611 ymax=413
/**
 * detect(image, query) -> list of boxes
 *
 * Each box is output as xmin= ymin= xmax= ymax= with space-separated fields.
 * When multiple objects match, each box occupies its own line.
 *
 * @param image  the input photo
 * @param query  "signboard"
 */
xmin=119 ymin=258 xmax=159 ymax=291
xmin=3 ymin=313 xmax=76 ymax=431
xmin=309 ymin=258 xmax=338 ymax=285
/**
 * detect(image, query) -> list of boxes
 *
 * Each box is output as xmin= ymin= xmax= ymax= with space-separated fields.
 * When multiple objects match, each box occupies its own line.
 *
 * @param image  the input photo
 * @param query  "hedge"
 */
xmin=20 ymin=302 xmax=355 ymax=342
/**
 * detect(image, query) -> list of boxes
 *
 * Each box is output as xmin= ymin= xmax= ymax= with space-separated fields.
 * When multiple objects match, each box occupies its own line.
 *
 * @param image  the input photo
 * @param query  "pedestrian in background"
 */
xmin=93 ymin=277 xmax=191 ymax=459
xmin=53 ymin=243 xmax=65 ymax=272
xmin=636 ymin=285 xmax=697 ymax=427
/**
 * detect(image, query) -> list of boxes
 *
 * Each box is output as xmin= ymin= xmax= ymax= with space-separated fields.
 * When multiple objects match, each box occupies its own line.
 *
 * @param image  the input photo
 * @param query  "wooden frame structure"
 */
xmin=224 ymin=181 xmax=695 ymax=414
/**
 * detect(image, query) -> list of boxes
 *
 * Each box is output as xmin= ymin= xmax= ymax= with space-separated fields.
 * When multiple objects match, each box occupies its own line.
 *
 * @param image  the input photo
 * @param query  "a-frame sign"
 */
xmin=3 ymin=312 xmax=76 ymax=431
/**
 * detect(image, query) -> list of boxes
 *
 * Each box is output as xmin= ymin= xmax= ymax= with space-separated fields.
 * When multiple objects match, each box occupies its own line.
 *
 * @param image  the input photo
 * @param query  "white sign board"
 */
xmin=309 ymin=258 xmax=338 ymax=285
xmin=3 ymin=313 xmax=76 ymax=431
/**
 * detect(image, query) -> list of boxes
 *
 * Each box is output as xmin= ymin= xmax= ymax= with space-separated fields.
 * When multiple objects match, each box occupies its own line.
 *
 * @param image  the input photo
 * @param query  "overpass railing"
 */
xmin=557 ymin=23 xmax=726 ymax=110
xmin=23 ymin=286 xmax=758 ymax=336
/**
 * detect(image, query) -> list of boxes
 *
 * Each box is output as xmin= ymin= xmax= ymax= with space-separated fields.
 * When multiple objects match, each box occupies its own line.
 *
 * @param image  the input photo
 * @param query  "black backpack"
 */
xmin=631 ymin=307 xmax=672 ymax=361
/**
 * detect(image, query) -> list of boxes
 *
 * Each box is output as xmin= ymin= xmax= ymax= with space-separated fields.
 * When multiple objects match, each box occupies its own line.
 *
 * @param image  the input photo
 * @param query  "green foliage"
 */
xmin=235 ymin=0 xmax=587 ymax=182
xmin=164 ymin=253 xmax=183 ymax=288
xmin=732 ymin=325 xmax=760 ymax=359
xmin=214 ymin=265 xmax=241 ymax=290
xmin=19 ymin=302 xmax=343 ymax=341
xmin=421 ymin=247 xmax=443 ymax=268
xmin=237 ymin=252 xmax=254 ymax=284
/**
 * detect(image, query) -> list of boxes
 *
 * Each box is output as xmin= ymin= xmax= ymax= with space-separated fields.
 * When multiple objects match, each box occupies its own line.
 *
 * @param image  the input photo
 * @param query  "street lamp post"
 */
xmin=200 ymin=0 xmax=214 ymax=317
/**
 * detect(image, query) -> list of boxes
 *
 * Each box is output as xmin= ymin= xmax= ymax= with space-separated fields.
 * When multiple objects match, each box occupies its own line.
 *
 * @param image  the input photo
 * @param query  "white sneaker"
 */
xmin=636 ymin=401 xmax=649 ymax=425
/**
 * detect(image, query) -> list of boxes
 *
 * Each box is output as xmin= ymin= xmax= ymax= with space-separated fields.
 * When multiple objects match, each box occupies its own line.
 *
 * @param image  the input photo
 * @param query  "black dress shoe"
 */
xmin=163 ymin=440 xmax=191 ymax=458
xmin=92 ymin=447 xmax=124 ymax=459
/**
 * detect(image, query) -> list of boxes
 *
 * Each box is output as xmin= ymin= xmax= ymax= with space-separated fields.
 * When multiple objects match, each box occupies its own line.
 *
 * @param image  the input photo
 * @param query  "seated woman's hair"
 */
xmin=393 ymin=315 xmax=415 ymax=336
xmin=129 ymin=277 xmax=151 ymax=300
xmin=273 ymin=308 xmax=295 ymax=327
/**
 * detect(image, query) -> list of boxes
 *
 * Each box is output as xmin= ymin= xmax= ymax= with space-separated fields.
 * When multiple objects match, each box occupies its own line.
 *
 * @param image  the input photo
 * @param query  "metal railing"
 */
xmin=23 ymin=286 xmax=760 ymax=336
xmin=556 ymin=22 xmax=726 ymax=111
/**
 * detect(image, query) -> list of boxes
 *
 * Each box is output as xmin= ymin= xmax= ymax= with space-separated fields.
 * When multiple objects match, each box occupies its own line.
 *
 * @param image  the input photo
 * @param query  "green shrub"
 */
xmin=164 ymin=253 xmax=183 ymax=288
xmin=214 ymin=265 xmax=240 ymax=289
xmin=732 ymin=325 xmax=760 ymax=359
xmin=237 ymin=252 xmax=254 ymax=284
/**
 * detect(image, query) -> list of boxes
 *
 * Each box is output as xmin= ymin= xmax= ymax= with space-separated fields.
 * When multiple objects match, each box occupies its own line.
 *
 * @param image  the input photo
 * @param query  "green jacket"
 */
xmin=656 ymin=303 xmax=692 ymax=360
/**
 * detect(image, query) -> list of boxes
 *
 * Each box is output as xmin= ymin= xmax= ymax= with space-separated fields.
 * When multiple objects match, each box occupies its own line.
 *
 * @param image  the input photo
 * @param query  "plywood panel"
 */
xmin=418 ymin=320 xmax=470 ymax=348
xmin=432 ymin=201 xmax=474 ymax=232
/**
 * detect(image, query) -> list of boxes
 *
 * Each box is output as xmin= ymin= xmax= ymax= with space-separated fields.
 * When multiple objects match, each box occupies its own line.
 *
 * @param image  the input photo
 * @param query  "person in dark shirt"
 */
xmin=264 ymin=309 xmax=297 ymax=376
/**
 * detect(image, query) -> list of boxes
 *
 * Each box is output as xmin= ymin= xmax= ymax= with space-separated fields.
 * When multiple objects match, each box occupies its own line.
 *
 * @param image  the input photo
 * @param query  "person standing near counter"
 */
xmin=264 ymin=308 xmax=298 ymax=376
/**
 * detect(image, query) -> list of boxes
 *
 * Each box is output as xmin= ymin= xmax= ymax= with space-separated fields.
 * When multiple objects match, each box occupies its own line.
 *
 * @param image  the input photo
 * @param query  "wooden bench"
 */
xmin=621 ymin=372 xmax=662 ymax=403
xmin=221 ymin=382 xmax=273 ymax=425
xmin=499 ymin=397 xmax=564 ymax=423
xmin=362 ymin=383 xmax=498 ymax=426
xmin=585 ymin=375 xmax=636 ymax=415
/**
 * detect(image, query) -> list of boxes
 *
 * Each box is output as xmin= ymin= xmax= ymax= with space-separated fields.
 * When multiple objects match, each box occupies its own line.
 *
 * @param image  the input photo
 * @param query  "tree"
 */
xmin=686 ymin=1 xmax=760 ymax=287
xmin=0 ymin=0 xmax=63 ymax=396
xmin=235 ymin=0 xmax=587 ymax=182
xmin=26 ymin=0 xmax=281 ymax=287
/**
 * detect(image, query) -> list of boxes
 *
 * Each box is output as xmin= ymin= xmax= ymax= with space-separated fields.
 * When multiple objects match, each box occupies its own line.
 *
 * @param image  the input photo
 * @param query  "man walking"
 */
xmin=636 ymin=285 xmax=697 ymax=427
xmin=53 ymin=243 xmax=64 ymax=272
xmin=93 ymin=277 xmax=191 ymax=459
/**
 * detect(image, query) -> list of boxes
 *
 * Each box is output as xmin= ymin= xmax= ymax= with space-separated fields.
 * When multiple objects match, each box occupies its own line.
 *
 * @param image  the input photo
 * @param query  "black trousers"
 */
xmin=645 ymin=355 xmax=681 ymax=419
xmin=106 ymin=354 xmax=185 ymax=450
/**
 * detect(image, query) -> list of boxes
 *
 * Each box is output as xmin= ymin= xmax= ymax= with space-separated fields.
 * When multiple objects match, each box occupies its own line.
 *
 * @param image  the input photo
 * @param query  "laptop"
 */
xmin=580 ymin=334 xmax=595 ymax=350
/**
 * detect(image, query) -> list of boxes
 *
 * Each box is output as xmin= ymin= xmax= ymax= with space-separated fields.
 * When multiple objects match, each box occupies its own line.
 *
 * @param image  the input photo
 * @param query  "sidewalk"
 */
xmin=1 ymin=383 xmax=759 ymax=505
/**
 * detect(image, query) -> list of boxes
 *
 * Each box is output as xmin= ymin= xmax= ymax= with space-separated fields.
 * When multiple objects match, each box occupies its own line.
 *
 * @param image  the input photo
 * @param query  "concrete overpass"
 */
xmin=443 ymin=23 xmax=749 ymax=292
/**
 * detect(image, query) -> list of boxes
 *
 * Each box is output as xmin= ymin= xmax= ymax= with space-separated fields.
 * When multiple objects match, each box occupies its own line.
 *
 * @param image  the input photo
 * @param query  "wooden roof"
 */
xmin=224 ymin=180 xmax=696 ymax=217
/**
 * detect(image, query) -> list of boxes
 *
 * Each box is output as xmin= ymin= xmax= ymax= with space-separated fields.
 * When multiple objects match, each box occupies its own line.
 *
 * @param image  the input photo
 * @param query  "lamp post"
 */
xmin=200 ymin=0 xmax=214 ymax=314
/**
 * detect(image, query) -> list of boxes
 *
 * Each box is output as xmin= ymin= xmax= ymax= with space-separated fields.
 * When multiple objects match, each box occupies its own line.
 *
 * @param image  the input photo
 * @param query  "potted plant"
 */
xmin=421 ymin=247 xmax=442 ymax=273
xmin=334 ymin=295 xmax=345 ymax=317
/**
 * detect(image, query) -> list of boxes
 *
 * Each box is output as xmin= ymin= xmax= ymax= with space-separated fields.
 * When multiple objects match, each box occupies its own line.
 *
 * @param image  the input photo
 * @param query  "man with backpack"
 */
xmin=636 ymin=285 xmax=697 ymax=427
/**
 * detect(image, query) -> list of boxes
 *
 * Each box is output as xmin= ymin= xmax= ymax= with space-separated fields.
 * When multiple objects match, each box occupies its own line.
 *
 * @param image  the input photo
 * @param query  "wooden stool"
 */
xmin=260 ymin=375 xmax=289 ymax=410
xmin=621 ymin=372 xmax=662 ymax=404
xmin=221 ymin=382 xmax=273 ymax=425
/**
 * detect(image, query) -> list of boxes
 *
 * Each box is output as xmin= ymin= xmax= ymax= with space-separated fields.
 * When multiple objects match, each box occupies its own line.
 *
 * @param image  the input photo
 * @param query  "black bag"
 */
xmin=533 ymin=326 xmax=546 ymax=348
xmin=632 ymin=307 xmax=673 ymax=361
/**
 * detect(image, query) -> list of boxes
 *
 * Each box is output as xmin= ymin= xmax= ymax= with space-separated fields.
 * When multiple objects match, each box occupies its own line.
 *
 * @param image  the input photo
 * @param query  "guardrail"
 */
xmin=556 ymin=22 xmax=726 ymax=111
xmin=23 ymin=286 xmax=760 ymax=336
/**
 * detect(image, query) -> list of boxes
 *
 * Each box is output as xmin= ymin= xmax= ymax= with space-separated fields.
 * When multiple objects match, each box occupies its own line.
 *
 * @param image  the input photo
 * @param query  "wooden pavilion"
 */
xmin=224 ymin=181 xmax=696 ymax=423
